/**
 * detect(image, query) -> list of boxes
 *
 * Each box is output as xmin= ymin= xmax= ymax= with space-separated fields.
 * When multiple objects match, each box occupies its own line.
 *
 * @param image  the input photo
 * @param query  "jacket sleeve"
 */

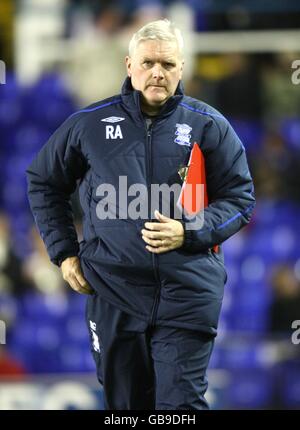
xmin=26 ymin=115 xmax=87 ymax=265
xmin=182 ymin=115 xmax=255 ymax=253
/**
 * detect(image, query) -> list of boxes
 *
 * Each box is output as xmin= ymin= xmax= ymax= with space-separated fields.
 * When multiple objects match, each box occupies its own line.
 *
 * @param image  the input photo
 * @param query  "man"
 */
xmin=26 ymin=19 xmax=255 ymax=410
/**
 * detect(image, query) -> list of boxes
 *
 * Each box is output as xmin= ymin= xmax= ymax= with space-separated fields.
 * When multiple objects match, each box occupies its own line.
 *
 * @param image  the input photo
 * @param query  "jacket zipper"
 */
xmin=150 ymin=259 xmax=162 ymax=327
xmin=144 ymin=120 xmax=162 ymax=327
xmin=145 ymin=122 xmax=152 ymax=194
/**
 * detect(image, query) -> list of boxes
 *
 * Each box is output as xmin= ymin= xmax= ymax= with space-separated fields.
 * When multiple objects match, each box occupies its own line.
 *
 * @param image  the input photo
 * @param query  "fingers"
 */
xmin=67 ymin=275 xmax=93 ymax=295
xmin=76 ymin=269 xmax=90 ymax=290
xmin=141 ymin=226 xmax=172 ymax=248
xmin=142 ymin=216 xmax=185 ymax=253
xmin=142 ymin=225 xmax=175 ymax=253
xmin=66 ymin=273 xmax=93 ymax=295
xmin=142 ymin=233 xmax=171 ymax=249
xmin=144 ymin=210 xmax=175 ymax=231
xmin=154 ymin=210 xmax=170 ymax=223
xmin=144 ymin=222 xmax=169 ymax=231
xmin=141 ymin=228 xmax=168 ymax=240
xmin=74 ymin=268 xmax=93 ymax=295
xmin=142 ymin=224 xmax=176 ymax=252
xmin=61 ymin=257 xmax=93 ymax=295
xmin=145 ymin=244 xmax=170 ymax=254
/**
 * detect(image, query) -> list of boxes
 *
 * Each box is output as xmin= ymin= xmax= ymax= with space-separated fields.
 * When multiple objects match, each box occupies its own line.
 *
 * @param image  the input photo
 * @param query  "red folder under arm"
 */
xmin=178 ymin=142 xmax=219 ymax=253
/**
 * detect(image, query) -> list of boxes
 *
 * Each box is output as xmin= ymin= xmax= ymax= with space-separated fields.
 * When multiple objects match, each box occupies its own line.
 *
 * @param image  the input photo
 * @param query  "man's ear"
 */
xmin=125 ymin=56 xmax=131 ymax=77
xmin=179 ymin=60 xmax=185 ymax=79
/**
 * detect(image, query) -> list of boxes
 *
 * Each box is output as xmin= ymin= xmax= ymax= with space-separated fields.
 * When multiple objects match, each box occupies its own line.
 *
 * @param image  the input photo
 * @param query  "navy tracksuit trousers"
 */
xmin=86 ymin=292 xmax=215 ymax=410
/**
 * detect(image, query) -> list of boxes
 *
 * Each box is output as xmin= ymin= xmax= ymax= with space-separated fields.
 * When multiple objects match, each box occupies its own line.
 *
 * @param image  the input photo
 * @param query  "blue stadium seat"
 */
xmin=59 ymin=345 xmax=92 ymax=373
xmin=63 ymin=316 xmax=89 ymax=344
xmin=254 ymin=200 xmax=300 ymax=228
xmin=68 ymin=293 xmax=87 ymax=316
xmin=11 ymin=124 xmax=50 ymax=155
xmin=227 ymin=369 xmax=273 ymax=409
xmin=229 ymin=119 xmax=264 ymax=152
xmin=9 ymin=319 xmax=61 ymax=372
xmin=281 ymin=118 xmax=300 ymax=150
xmin=23 ymin=73 xmax=76 ymax=128
xmin=227 ymin=308 xmax=269 ymax=333
xmin=20 ymin=292 xmax=70 ymax=321
xmin=282 ymin=366 xmax=300 ymax=408
xmin=221 ymin=341 xmax=264 ymax=370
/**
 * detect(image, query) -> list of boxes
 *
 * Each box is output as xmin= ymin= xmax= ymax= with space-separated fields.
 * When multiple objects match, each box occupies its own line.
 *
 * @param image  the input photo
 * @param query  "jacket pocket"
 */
xmin=208 ymin=249 xmax=227 ymax=284
xmin=78 ymin=237 xmax=99 ymax=258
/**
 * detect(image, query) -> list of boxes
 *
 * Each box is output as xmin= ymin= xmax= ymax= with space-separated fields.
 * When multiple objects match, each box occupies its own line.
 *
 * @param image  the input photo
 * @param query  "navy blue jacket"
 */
xmin=26 ymin=78 xmax=255 ymax=335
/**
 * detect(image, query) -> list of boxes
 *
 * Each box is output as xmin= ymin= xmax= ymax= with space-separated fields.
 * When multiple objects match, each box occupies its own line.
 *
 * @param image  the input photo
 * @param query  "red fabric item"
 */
xmin=0 ymin=351 xmax=26 ymax=376
xmin=178 ymin=143 xmax=219 ymax=253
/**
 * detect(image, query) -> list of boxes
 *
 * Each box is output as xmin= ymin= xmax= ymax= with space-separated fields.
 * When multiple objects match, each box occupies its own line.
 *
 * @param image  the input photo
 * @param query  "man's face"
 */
xmin=125 ymin=39 xmax=184 ymax=112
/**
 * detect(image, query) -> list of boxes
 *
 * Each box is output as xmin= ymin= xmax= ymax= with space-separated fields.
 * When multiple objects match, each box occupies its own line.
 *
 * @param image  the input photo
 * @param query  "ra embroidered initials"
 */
xmin=106 ymin=125 xmax=123 ymax=139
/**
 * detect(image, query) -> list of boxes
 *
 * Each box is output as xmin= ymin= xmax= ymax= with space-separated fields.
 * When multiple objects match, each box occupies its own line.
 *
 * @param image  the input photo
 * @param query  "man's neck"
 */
xmin=141 ymin=102 xmax=162 ymax=117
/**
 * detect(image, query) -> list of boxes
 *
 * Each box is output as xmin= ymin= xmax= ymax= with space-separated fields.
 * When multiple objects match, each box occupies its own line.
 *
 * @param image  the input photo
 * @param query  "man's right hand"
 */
xmin=61 ymin=256 xmax=93 ymax=295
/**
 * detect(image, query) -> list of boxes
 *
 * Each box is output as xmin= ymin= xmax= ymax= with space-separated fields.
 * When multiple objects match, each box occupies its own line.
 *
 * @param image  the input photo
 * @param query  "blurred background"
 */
xmin=1 ymin=0 xmax=300 ymax=410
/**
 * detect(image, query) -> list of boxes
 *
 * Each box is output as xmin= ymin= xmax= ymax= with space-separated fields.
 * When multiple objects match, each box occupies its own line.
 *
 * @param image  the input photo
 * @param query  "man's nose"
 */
xmin=152 ymin=64 xmax=164 ymax=79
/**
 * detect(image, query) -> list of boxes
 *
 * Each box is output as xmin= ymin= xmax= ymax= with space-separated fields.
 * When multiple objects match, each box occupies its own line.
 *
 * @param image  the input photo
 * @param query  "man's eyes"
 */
xmin=164 ymin=62 xmax=175 ymax=69
xmin=142 ymin=61 xmax=176 ymax=69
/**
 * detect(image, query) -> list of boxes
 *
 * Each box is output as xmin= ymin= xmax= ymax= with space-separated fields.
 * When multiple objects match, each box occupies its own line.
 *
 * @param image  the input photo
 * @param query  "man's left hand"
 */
xmin=141 ymin=210 xmax=184 ymax=254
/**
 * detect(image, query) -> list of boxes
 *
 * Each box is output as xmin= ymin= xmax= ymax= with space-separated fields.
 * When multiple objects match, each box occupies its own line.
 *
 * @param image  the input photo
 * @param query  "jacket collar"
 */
xmin=121 ymin=77 xmax=184 ymax=122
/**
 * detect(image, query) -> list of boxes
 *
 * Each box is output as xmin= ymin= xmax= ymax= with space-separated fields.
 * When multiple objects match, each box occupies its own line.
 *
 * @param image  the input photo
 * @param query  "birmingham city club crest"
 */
xmin=174 ymin=123 xmax=192 ymax=146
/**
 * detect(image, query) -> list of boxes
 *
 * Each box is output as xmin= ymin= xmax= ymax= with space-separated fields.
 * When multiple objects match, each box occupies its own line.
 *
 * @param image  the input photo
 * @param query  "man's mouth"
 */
xmin=148 ymin=85 xmax=165 ymax=89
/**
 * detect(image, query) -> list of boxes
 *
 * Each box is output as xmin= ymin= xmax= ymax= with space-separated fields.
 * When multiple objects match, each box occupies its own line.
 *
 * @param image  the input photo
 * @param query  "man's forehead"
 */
xmin=135 ymin=39 xmax=180 ymax=58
